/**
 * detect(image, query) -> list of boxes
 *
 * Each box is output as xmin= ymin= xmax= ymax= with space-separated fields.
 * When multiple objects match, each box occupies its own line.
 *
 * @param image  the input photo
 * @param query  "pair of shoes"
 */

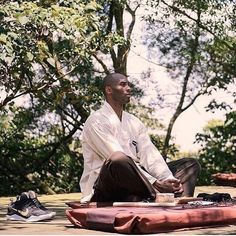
xmin=6 ymin=190 xmax=56 ymax=222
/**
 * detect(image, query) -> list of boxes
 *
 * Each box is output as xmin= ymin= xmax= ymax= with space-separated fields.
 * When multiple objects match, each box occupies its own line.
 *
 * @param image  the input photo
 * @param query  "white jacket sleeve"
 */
xmin=135 ymin=163 xmax=157 ymax=184
xmin=136 ymin=122 xmax=175 ymax=181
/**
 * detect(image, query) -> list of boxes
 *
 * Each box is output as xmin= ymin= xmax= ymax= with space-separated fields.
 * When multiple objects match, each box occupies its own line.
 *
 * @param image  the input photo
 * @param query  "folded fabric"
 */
xmin=197 ymin=192 xmax=232 ymax=202
xmin=66 ymin=204 xmax=236 ymax=234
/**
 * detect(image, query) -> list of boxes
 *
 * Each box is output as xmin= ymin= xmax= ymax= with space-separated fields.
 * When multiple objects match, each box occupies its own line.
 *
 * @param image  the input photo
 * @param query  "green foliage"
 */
xmin=0 ymin=105 xmax=84 ymax=195
xmin=127 ymin=103 xmax=179 ymax=159
xmin=0 ymin=73 xmax=105 ymax=196
xmin=144 ymin=0 xmax=235 ymax=94
xmin=127 ymin=102 xmax=164 ymax=129
xmin=0 ymin=0 xmax=104 ymax=110
xmin=1 ymin=0 xmax=234 ymax=195
xmin=0 ymin=0 xmax=143 ymax=196
xmin=143 ymin=0 xmax=236 ymax=157
xmin=150 ymin=134 xmax=179 ymax=160
xmin=196 ymin=114 xmax=236 ymax=185
xmin=0 ymin=0 xmax=109 ymax=196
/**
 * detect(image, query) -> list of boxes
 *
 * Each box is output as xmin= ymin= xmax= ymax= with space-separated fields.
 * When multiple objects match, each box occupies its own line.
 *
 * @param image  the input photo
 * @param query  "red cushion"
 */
xmin=213 ymin=173 xmax=236 ymax=187
xmin=66 ymin=205 xmax=236 ymax=233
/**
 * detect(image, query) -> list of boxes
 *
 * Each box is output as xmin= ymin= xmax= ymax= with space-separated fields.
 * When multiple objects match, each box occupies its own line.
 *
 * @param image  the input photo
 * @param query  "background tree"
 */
xmin=0 ymin=0 xmax=109 ymax=195
xmin=92 ymin=0 xmax=141 ymax=75
xmin=144 ymin=0 xmax=236 ymax=159
xmin=196 ymin=114 xmax=236 ymax=185
xmin=1 ymin=0 xmax=235 ymax=195
xmin=0 ymin=0 xmax=146 ymax=195
xmin=127 ymin=101 xmax=180 ymax=159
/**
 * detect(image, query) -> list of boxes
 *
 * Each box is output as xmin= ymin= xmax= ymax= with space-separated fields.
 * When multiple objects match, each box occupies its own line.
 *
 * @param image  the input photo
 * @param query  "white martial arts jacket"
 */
xmin=79 ymin=101 xmax=175 ymax=202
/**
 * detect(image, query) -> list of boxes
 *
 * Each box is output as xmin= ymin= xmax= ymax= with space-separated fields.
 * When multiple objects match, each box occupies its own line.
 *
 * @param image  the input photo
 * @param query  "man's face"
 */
xmin=109 ymin=75 xmax=131 ymax=104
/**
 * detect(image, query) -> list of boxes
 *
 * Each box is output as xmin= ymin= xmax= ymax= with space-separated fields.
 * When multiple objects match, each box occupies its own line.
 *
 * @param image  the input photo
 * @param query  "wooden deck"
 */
xmin=0 ymin=186 xmax=236 ymax=235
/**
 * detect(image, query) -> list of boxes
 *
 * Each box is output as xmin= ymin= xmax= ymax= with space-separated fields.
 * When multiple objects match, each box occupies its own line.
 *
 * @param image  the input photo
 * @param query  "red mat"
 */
xmin=66 ymin=204 xmax=236 ymax=234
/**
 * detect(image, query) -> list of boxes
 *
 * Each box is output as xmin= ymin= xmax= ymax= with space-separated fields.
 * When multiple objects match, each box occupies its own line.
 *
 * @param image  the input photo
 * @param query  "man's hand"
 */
xmin=153 ymin=179 xmax=183 ymax=195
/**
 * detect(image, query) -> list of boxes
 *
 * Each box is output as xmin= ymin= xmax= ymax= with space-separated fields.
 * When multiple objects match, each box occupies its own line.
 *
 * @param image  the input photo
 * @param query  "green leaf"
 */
xmin=0 ymin=34 xmax=7 ymax=44
xmin=0 ymin=53 xmax=6 ymax=60
xmin=27 ymin=52 xmax=34 ymax=61
xmin=18 ymin=16 xmax=29 ymax=25
xmin=7 ymin=32 xmax=18 ymax=40
xmin=5 ymin=56 xmax=14 ymax=64
xmin=85 ymin=1 xmax=98 ymax=12
xmin=47 ymin=57 xmax=55 ymax=67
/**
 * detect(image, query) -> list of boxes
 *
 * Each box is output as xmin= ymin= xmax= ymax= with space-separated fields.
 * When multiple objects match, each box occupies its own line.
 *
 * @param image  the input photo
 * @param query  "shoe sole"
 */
xmin=6 ymin=212 xmax=55 ymax=222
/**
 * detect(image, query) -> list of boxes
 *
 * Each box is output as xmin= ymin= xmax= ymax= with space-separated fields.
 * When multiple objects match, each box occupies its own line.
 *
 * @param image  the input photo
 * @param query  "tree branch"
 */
xmin=126 ymin=3 xmax=140 ymax=41
xmin=92 ymin=53 xmax=110 ymax=74
xmin=161 ymin=0 xmax=233 ymax=50
xmin=162 ymin=4 xmax=202 ymax=158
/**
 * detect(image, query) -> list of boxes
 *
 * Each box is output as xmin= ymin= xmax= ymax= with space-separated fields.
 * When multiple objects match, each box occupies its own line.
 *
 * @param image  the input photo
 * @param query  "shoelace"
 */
xmin=31 ymin=198 xmax=47 ymax=210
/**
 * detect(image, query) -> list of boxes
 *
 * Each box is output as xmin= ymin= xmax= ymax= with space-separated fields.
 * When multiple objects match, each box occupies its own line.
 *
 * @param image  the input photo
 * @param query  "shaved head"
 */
xmin=102 ymin=73 xmax=131 ymax=105
xmin=102 ymin=73 xmax=127 ymax=95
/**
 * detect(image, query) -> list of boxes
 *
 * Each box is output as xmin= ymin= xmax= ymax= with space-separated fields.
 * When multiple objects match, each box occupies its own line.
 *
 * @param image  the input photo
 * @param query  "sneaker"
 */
xmin=6 ymin=192 xmax=56 ymax=222
xmin=27 ymin=190 xmax=56 ymax=217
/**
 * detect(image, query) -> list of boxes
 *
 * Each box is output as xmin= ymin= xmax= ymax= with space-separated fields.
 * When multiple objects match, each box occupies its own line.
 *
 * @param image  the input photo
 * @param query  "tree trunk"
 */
xmin=162 ymin=6 xmax=201 ymax=159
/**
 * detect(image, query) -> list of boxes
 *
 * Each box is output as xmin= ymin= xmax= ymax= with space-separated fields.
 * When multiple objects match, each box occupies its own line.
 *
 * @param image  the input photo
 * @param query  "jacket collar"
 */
xmin=102 ymin=101 xmax=124 ymax=124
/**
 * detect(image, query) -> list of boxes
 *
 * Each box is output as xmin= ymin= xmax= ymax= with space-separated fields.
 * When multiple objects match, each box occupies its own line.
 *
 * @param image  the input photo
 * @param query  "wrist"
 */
xmin=153 ymin=180 xmax=162 ymax=189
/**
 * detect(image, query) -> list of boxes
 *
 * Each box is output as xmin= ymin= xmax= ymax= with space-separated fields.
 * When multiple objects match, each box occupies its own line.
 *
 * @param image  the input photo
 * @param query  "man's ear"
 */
xmin=105 ymin=86 xmax=112 ymax=94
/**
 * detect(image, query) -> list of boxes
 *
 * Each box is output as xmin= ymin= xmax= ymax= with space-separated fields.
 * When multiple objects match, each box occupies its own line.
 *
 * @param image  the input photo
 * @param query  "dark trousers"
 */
xmin=91 ymin=152 xmax=201 ymax=202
